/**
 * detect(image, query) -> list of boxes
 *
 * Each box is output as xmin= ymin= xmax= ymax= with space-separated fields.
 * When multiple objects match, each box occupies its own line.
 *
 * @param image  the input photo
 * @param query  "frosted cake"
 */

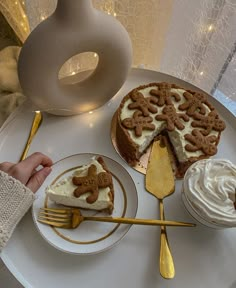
xmin=115 ymin=82 xmax=226 ymax=177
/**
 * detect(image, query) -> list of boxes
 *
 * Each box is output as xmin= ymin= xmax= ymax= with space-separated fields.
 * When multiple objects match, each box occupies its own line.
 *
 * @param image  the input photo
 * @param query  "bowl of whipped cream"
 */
xmin=182 ymin=159 xmax=236 ymax=229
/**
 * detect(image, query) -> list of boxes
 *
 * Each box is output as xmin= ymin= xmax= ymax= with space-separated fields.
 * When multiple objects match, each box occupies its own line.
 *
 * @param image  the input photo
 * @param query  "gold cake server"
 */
xmin=20 ymin=111 xmax=42 ymax=161
xmin=145 ymin=138 xmax=175 ymax=279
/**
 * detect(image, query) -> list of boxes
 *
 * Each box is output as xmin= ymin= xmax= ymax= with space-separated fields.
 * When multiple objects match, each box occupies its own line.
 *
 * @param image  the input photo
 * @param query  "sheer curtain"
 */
xmin=1 ymin=0 xmax=236 ymax=114
xmin=0 ymin=0 xmax=30 ymax=43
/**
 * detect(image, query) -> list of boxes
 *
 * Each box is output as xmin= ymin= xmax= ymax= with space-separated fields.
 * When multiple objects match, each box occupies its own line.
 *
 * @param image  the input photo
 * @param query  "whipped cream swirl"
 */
xmin=183 ymin=159 xmax=236 ymax=227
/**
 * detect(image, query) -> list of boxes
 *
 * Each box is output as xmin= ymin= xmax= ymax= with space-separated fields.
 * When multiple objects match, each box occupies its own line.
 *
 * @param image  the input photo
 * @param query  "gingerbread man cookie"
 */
xmin=155 ymin=105 xmax=189 ymax=131
xmin=72 ymin=165 xmax=112 ymax=203
xmin=184 ymin=129 xmax=217 ymax=156
xmin=122 ymin=110 xmax=155 ymax=136
xmin=191 ymin=110 xmax=225 ymax=135
xmin=128 ymin=90 xmax=158 ymax=116
xmin=149 ymin=82 xmax=181 ymax=106
xmin=179 ymin=91 xmax=212 ymax=116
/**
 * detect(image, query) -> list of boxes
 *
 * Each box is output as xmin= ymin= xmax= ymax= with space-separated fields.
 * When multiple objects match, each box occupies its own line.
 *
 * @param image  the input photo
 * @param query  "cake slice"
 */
xmin=46 ymin=156 xmax=114 ymax=214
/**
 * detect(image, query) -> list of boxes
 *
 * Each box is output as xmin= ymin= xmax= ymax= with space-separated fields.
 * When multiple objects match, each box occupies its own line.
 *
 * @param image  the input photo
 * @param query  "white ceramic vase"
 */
xmin=18 ymin=0 xmax=132 ymax=115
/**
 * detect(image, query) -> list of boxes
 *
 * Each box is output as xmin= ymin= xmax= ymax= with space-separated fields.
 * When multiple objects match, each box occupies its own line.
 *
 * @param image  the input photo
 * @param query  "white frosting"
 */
xmin=46 ymin=158 xmax=112 ymax=211
xmin=183 ymin=159 xmax=236 ymax=227
xmin=120 ymin=87 xmax=218 ymax=162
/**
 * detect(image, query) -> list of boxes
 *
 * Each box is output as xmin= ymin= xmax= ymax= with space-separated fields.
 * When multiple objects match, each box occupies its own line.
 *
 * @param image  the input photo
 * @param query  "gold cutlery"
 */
xmin=145 ymin=138 xmax=176 ymax=279
xmin=38 ymin=207 xmax=196 ymax=229
xmin=20 ymin=111 xmax=42 ymax=161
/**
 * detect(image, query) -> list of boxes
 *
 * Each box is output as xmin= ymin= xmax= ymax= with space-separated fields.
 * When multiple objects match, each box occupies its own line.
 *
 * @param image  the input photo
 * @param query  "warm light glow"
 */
xmin=114 ymin=12 xmax=117 ymax=17
xmin=94 ymin=53 xmax=97 ymax=58
xmin=71 ymin=71 xmax=76 ymax=75
xmin=41 ymin=16 xmax=45 ymax=20
xmin=89 ymin=111 xmax=93 ymax=114
xmin=208 ymin=24 xmax=213 ymax=31
xmin=200 ymin=71 xmax=204 ymax=76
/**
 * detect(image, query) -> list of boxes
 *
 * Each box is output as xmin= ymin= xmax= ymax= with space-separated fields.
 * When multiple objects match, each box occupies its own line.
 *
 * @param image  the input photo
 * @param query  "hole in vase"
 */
xmin=58 ymin=52 xmax=99 ymax=84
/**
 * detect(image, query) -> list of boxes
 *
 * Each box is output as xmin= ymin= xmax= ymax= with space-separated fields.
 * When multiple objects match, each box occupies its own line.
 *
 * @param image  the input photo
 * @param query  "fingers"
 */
xmin=20 ymin=152 xmax=53 ymax=170
xmin=26 ymin=166 xmax=52 ymax=193
xmin=0 ymin=162 xmax=14 ymax=173
xmin=0 ymin=152 xmax=53 ymax=187
xmin=17 ymin=152 xmax=53 ymax=181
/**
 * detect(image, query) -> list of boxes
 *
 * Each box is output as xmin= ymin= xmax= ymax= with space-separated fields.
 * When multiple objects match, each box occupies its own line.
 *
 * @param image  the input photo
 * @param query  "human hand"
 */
xmin=0 ymin=152 xmax=53 ymax=193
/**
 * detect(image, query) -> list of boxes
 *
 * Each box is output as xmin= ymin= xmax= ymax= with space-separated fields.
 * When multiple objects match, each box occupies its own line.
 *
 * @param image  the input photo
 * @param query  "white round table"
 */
xmin=1 ymin=69 xmax=236 ymax=288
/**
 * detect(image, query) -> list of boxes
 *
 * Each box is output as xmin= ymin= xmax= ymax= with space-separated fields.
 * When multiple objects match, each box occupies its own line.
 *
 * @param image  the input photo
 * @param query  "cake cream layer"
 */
xmin=46 ymin=158 xmax=113 ymax=211
xmin=120 ymin=86 xmax=218 ymax=163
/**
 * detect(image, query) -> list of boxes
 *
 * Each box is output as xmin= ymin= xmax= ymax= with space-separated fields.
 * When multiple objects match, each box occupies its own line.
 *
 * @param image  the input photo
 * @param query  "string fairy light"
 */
xmin=208 ymin=24 xmax=213 ymax=31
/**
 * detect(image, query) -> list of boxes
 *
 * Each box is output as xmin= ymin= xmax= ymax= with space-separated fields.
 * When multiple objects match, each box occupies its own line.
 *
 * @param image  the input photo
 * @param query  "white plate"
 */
xmin=32 ymin=153 xmax=138 ymax=255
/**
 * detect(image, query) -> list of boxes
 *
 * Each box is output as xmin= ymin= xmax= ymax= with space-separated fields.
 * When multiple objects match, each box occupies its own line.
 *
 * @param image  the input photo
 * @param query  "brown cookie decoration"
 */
xmin=122 ymin=110 xmax=155 ymax=137
xmin=178 ymin=91 xmax=210 ymax=116
xmin=155 ymin=105 xmax=189 ymax=131
xmin=149 ymin=82 xmax=181 ymax=106
xmin=191 ymin=110 xmax=226 ymax=135
xmin=72 ymin=165 xmax=112 ymax=203
xmin=184 ymin=129 xmax=217 ymax=156
xmin=128 ymin=90 xmax=158 ymax=116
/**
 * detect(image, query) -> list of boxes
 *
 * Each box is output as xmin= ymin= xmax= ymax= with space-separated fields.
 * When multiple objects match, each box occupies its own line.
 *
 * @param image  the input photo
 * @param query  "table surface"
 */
xmin=0 ymin=68 xmax=236 ymax=288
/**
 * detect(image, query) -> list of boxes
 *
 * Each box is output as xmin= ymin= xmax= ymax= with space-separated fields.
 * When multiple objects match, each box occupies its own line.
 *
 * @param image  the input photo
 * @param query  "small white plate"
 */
xmin=32 ymin=153 xmax=138 ymax=255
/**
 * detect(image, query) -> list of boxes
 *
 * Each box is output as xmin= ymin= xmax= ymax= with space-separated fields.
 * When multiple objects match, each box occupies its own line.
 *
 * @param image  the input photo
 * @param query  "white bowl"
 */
xmin=181 ymin=159 xmax=236 ymax=229
xmin=181 ymin=188 xmax=226 ymax=229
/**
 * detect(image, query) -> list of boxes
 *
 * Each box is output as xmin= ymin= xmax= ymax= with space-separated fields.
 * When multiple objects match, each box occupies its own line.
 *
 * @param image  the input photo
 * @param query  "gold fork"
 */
xmin=38 ymin=207 xmax=196 ymax=229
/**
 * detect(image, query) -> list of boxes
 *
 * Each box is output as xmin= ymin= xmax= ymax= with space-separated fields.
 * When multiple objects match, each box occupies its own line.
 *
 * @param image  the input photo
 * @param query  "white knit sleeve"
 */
xmin=0 ymin=170 xmax=35 ymax=251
